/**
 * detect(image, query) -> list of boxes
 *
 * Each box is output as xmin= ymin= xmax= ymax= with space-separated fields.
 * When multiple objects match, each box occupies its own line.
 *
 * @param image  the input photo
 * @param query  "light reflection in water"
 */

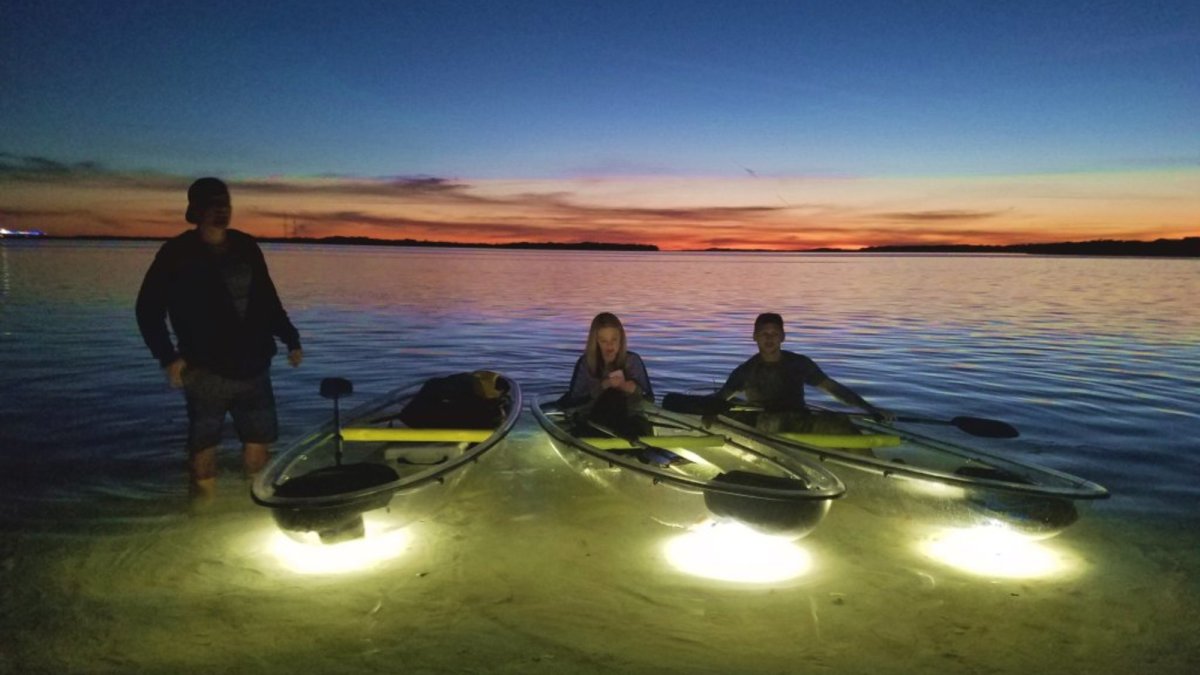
xmin=0 ymin=243 xmax=9 ymax=300
xmin=918 ymin=525 xmax=1080 ymax=579
xmin=265 ymin=516 xmax=414 ymax=575
xmin=664 ymin=520 xmax=814 ymax=583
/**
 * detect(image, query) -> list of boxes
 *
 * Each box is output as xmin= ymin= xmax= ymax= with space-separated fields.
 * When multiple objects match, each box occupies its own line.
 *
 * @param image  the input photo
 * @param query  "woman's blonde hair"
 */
xmin=584 ymin=312 xmax=628 ymax=377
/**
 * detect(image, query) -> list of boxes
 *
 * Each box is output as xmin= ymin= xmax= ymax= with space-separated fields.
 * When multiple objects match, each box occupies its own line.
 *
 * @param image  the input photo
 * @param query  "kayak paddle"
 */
xmin=891 ymin=414 xmax=1019 ymax=439
xmin=661 ymin=392 xmax=1019 ymax=439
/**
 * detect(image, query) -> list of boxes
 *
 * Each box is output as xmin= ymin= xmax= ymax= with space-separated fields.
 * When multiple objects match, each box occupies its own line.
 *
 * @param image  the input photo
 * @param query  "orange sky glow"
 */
xmin=2 ymin=168 xmax=1196 ymax=250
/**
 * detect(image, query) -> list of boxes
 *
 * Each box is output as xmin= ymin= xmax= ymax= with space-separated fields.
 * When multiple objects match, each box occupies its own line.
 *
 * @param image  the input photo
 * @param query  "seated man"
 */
xmin=715 ymin=313 xmax=893 ymax=434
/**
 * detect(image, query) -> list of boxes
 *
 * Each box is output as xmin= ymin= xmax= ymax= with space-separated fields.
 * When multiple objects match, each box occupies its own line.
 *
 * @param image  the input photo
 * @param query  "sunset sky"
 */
xmin=2 ymin=1 xmax=1197 ymax=250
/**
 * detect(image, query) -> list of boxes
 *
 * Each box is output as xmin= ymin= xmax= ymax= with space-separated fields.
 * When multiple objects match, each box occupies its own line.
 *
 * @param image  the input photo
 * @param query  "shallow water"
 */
xmin=1 ymin=241 xmax=1198 ymax=673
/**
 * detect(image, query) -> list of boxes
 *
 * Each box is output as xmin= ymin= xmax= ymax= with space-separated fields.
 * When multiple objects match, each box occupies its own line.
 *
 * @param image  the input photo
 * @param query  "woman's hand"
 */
xmin=605 ymin=370 xmax=640 ymax=395
xmin=603 ymin=369 xmax=626 ymax=390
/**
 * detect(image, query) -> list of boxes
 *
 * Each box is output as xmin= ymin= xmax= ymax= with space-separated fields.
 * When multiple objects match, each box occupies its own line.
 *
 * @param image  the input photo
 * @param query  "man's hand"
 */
xmin=288 ymin=349 xmax=303 ymax=367
xmin=165 ymin=358 xmax=187 ymax=388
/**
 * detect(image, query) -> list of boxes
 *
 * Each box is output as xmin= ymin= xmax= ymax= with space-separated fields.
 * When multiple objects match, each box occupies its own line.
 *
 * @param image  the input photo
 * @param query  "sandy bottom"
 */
xmin=3 ymin=426 xmax=1199 ymax=674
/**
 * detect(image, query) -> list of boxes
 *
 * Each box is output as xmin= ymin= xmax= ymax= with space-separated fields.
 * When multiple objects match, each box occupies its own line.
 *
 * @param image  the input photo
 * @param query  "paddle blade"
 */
xmin=662 ymin=393 xmax=730 ymax=416
xmin=950 ymin=416 xmax=1019 ymax=439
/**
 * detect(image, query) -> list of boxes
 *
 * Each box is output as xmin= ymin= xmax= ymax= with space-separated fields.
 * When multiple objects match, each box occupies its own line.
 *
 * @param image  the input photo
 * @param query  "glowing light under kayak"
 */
xmin=664 ymin=520 xmax=814 ymax=583
xmin=918 ymin=525 xmax=1078 ymax=579
xmin=894 ymin=475 xmax=969 ymax=500
xmin=268 ymin=516 xmax=413 ymax=575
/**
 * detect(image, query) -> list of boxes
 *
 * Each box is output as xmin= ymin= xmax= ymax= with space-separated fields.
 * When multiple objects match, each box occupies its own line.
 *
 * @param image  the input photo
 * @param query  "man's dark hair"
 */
xmin=754 ymin=312 xmax=784 ymax=332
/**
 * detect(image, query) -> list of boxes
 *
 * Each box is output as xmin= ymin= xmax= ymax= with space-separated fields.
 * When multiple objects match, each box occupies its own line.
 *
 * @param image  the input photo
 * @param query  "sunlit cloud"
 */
xmin=1 ymin=155 xmax=1196 ymax=250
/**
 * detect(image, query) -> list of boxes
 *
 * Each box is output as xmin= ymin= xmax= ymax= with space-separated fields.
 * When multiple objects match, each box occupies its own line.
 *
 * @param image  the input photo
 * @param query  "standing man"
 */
xmin=715 ymin=312 xmax=892 ymax=433
xmin=136 ymin=177 xmax=302 ymax=497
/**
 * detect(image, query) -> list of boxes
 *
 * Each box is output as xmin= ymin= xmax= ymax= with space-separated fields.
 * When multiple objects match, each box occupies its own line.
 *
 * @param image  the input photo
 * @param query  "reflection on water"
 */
xmin=1 ymin=241 xmax=1198 ymax=672
xmin=2 ymin=242 xmax=1196 ymax=516
xmin=0 ymin=242 xmax=9 ymax=301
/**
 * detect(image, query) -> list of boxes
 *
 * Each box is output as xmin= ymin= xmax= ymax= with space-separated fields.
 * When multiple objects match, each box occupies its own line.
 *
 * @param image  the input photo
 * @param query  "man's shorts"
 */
xmin=183 ymin=368 xmax=278 ymax=453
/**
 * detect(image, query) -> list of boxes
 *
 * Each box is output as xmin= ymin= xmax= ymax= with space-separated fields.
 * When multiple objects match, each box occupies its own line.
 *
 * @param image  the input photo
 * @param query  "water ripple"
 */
xmin=1 ymin=242 xmax=1197 ymax=521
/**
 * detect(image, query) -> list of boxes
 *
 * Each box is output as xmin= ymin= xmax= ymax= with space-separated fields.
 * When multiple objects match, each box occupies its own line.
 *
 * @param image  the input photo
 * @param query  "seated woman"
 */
xmin=561 ymin=312 xmax=654 ymax=438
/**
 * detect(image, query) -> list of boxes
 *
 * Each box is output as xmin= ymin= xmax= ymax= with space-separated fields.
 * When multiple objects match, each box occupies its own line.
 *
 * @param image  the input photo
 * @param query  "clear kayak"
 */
xmin=703 ymin=405 xmax=1109 ymax=538
xmin=252 ymin=371 xmax=521 ymax=543
xmin=531 ymin=395 xmax=846 ymax=540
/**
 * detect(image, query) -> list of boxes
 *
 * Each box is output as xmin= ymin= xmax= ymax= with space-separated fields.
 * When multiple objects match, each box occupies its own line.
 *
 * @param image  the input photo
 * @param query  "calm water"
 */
xmin=2 ymin=241 xmax=1198 ymax=673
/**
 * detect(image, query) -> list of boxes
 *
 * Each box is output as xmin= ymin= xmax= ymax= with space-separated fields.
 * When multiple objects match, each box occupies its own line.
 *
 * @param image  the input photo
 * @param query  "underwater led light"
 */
xmin=918 ymin=524 xmax=1077 ymax=579
xmin=269 ymin=516 xmax=412 ymax=575
xmin=664 ymin=520 xmax=813 ymax=583
xmin=895 ymin=476 xmax=968 ymax=500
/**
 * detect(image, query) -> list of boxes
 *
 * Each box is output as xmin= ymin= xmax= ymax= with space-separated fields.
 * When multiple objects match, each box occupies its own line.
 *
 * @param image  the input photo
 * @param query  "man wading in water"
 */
xmin=136 ymin=178 xmax=302 ymax=500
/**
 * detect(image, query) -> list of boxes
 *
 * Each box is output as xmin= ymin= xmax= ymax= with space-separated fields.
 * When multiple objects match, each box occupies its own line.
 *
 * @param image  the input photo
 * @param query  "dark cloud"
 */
xmin=0 ymin=153 xmax=185 ymax=191
xmin=252 ymin=205 xmax=749 ymax=244
xmin=484 ymin=190 xmax=785 ymax=224
xmin=0 ymin=153 xmax=104 ymax=180
xmin=254 ymin=208 xmax=556 ymax=240
xmin=873 ymin=210 xmax=1006 ymax=222
xmin=236 ymin=176 xmax=472 ymax=199
xmin=15 ymin=154 xmax=1150 ymax=248
xmin=571 ymin=205 xmax=781 ymax=222
xmin=246 ymin=178 xmax=790 ymax=224
xmin=0 ymin=206 xmax=87 ymax=218
xmin=0 ymin=204 xmax=175 ymax=233
xmin=0 ymin=154 xmax=788 ymax=229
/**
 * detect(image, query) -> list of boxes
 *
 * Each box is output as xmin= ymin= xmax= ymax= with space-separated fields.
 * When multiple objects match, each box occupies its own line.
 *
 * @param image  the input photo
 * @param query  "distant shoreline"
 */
xmin=7 ymin=234 xmax=1198 ymax=257
xmin=6 ymin=234 xmax=659 ymax=252
xmin=702 ymin=237 xmax=1200 ymax=257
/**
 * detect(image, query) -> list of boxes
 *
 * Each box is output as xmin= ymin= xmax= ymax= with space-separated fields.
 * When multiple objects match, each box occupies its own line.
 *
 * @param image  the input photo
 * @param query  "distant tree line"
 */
xmin=858 ymin=237 xmax=1199 ymax=257
xmin=256 ymin=236 xmax=658 ymax=252
xmin=29 ymin=234 xmax=1200 ymax=257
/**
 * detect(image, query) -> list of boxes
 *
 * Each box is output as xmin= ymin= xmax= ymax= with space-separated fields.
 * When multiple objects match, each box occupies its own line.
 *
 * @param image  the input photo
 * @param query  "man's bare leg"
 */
xmin=243 ymin=442 xmax=270 ymax=476
xmin=189 ymin=446 xmax=218 ymax=500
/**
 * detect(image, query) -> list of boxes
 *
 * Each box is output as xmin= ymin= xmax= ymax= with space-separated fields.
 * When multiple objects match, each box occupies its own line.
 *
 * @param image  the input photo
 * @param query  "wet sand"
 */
xmin=3 ymin=429 xmax=1199 ymax=675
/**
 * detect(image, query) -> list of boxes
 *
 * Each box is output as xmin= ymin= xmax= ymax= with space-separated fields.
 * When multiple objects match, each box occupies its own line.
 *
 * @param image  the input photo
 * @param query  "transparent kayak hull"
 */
xmin=715 ymin=409 xmax=1109 ymax=538
xmin=252 ymin=373 xmax=521 ymax=543
xmin=531 ymin=396 xmax=846 ymax=540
